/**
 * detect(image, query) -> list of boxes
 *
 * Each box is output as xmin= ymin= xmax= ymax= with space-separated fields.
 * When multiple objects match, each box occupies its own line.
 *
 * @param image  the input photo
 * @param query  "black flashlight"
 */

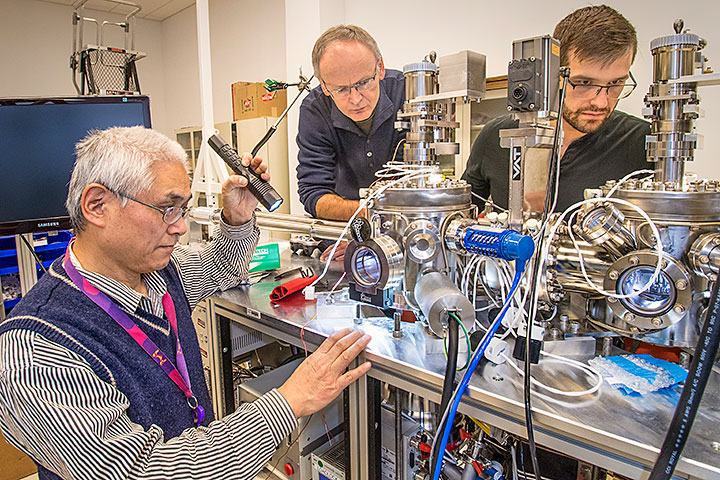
xmin=207 ymin=134 xmax=284 ymax=212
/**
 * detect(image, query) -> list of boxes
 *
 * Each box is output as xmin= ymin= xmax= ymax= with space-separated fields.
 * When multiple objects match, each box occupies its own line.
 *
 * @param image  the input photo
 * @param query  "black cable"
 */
xmin=432 ymin=315 xmax=459 ymax=477
xmin=19 ymin=234 xmax=49 ymax=274
xmin=440 ymin=317 xmax=459 ymax=414
xmin=648 ymin=278 xmax=720 ymax=479
xmin=522 ymin=68 xmax=570 ymax=480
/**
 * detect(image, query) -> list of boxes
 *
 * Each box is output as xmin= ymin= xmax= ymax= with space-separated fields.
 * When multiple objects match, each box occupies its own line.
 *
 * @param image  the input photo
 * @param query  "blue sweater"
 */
xmin=296 ymin=69 xmax=406 ymax=217
xmin=0 ymin=258 xmax=213 ymax=479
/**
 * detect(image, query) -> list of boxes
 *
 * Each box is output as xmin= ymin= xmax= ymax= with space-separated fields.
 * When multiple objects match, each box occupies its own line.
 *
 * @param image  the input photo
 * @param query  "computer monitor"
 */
xmin=0 ymin=96 xmax=152 ymax=235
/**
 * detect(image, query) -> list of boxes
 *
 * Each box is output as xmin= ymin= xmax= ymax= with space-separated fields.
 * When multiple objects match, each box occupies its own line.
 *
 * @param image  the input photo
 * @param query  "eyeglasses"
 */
xmin=567 ymin=71 xmax=637 ymax=100
xmin=323 ymin=65 xmax=379 ymax=100
xmin=112 ymin=190 xmax=190 ymax=225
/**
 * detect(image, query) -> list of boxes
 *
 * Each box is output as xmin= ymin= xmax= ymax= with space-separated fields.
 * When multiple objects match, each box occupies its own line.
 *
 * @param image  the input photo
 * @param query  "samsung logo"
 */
xmin=37 ymin=221 xmax=60 ymax=228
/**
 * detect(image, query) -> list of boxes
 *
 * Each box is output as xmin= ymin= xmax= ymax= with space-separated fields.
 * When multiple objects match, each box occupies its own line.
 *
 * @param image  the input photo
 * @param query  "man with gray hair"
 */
xmin=0 ymin=126 xmax=371 ymax=480
xmin=296 ymin=24 xmax=406 ymax=221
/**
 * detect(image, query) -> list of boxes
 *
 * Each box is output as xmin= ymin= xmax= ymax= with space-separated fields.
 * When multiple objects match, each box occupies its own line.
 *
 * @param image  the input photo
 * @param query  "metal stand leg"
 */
xmin=348 ymin=362 xmax=369 ymax=480
xmin=16 ymin=234 xmax=38 ymax=296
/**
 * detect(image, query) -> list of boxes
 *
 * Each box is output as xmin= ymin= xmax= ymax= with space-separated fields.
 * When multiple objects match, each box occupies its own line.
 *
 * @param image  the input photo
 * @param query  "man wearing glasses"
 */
xmin=0 ymin=126 xmax=372 ymax=479
xmin=296 ymin=24 xmax=406 ymax=221
xmin=462 ymin=5 xmax=651 ymax=213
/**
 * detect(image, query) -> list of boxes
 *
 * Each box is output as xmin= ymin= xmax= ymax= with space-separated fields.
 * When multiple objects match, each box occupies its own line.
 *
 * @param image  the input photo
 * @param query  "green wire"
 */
xmin=443 ymin=313 xmax=472 ymax=371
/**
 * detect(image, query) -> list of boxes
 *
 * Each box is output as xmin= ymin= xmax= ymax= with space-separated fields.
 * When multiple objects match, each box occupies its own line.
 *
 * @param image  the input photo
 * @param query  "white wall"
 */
xmin=343 ymin=0 xmax=720 ymax=179
xmin=160 ymin=0 xmax=287 ymax=135
xmin=284 ymin=0 xmax=345 ymax=214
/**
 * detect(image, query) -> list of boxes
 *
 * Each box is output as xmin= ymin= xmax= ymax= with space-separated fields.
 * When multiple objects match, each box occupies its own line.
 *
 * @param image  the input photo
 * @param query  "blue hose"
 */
xmin=431 ymin=263 xmax=525 ymax=480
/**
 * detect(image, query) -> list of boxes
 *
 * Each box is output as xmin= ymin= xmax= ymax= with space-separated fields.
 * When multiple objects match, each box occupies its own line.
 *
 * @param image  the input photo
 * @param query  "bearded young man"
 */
xmin=462 ymin=5 xmax=651 ymax=212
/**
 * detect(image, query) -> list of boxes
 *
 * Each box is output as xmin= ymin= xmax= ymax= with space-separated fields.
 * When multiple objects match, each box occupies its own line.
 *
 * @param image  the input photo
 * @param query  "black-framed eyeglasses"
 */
xmin=111 ymin=189 xmax=190 ymax=225
xmin=566 ymin=71 xmax=637 ymax=100
xmin=323 ymin=64 xmax=379 ymax=99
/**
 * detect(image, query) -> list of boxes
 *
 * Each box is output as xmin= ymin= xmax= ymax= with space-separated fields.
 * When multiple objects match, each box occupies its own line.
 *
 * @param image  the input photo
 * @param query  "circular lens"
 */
xmin=163 ymin=206 xmax=183 ymax=224
xmin=352 ymin=247 xmax=382 ymax=287
xmin=618 ymin=266 xmax=675 ymax=316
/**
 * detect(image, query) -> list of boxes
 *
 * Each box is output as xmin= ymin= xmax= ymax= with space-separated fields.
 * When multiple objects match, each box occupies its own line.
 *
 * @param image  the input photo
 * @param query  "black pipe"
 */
xmin=441 ymin=317 xmax=459 ymax=415
xmin=432 ymin=316 xmax=459 ymax=475
xmin=648 ymin=278 xmax=720 ymax=479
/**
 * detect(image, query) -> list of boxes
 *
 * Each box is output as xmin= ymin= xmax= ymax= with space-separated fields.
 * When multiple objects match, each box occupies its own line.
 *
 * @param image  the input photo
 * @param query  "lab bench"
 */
xmin=202 ymin=248 xmax=720 ymax=480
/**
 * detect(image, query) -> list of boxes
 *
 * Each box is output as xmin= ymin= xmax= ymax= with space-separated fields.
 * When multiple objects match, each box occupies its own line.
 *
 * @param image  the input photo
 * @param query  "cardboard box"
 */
xmin=231 ymin=82 xmax=287 ymax=121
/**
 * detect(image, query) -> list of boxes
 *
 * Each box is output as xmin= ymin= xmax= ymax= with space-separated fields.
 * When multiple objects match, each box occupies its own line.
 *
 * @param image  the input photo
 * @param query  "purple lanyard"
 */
xmin=62 ymin=244 xmax=205 ymax=426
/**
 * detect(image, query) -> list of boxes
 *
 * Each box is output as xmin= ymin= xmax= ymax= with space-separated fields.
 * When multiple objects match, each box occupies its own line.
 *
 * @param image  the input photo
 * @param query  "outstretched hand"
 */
xmin=277 ymin=328 xmax=372 ymax=418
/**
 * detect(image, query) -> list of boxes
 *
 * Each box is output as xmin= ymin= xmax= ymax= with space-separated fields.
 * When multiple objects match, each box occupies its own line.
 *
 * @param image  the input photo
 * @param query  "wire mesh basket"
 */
xmin=71 ymin=1 xmax=145 ymax=95
xmin=79 ymin=47 xmax=142 ymax=95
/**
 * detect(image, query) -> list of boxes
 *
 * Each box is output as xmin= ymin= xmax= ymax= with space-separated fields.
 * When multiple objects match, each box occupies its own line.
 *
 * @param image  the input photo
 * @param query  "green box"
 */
xmin=249 ymin=243 xmax=281 ymax=272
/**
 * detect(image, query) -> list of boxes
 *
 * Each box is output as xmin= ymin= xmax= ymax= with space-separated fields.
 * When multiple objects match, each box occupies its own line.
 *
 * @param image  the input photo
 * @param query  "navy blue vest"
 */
xmin=1 ymin=258 xmax=214 ymax=479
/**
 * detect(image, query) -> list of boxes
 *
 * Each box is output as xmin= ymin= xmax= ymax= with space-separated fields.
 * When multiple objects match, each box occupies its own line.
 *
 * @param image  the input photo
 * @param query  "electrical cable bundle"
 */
xmin=431 ymin=261 xmax=527 ymax=480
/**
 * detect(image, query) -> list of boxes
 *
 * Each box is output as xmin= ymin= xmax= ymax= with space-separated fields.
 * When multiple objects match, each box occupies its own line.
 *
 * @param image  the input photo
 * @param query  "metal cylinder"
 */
xmin=404 ymin=67 xmax=437 ymax=100
xmin=645 ymin=22 xmax=702 ymax=186
xmin=573 ymin=203 xmax=636 ymax=259
xmin=414 ymin=270 xmax=475 ymax=337
xmin=255 ymin=211 xmax=348 ymax=240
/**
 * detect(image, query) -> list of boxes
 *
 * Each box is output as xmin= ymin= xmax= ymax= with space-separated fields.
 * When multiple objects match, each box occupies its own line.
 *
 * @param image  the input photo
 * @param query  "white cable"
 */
xmin=500 ymin=352 xmax=603 ymax=397
xmin=605 ymin=169 xmax=654 ymax=198
xmin=558 ymin=196 xmax=664 ymax=299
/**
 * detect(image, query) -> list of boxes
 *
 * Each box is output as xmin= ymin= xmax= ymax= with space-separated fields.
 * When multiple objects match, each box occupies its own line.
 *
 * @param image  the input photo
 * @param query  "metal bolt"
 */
xmin=393 ymin=311 xmax=404 ymax=339
xmin=713 ymin=441 xmax=720 ymax=451
xmin=528 ymin=103 xmax=535 ymax=109
xmin=674 ymin=304 xmax=686 ymax=314
xmin=651 ymin=317 xmax=663 ymax=327
xmin=609 ymin=270 xmax=619 ymax=280
xmin=222 ymin=347 xmax=229 ymax=353
xmin=629 ymin=256 xmax=639 ymax=266
xmin=700 ymin=255 xmax=710 ymax=264
xmin=624 ymin=312 xmax=636 ymax=322
xmin=676 ymin=280 xmax=688 ymax=290
xmin=608 ymin=296 xmax=618 ymax=303
xmin=529 ymin=56 xmax=536 ymax=61
xmin=570 ymin=321 xmax=582 ymax=333
xmin=507 ymin=106 xmax=513 ymax=111
xmin=602 ymin=337 xmax=613 ymax=356
xmin=712 ymin=237 xmax=720 ymax=246
xmin=410 ymin=223 xmax=416 ymax=230
xmin=549 ymin=328 xmax=563 ymax=340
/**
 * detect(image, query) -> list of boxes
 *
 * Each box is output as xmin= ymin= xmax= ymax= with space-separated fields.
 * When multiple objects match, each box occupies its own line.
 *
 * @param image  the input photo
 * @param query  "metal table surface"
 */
xmin=210 ymin=250 xmax=720 ymax=479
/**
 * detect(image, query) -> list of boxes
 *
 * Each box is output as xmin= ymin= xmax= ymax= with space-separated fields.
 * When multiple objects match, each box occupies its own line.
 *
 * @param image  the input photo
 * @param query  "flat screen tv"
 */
xmin=0 ymin=95 xmax=152 ymax=235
